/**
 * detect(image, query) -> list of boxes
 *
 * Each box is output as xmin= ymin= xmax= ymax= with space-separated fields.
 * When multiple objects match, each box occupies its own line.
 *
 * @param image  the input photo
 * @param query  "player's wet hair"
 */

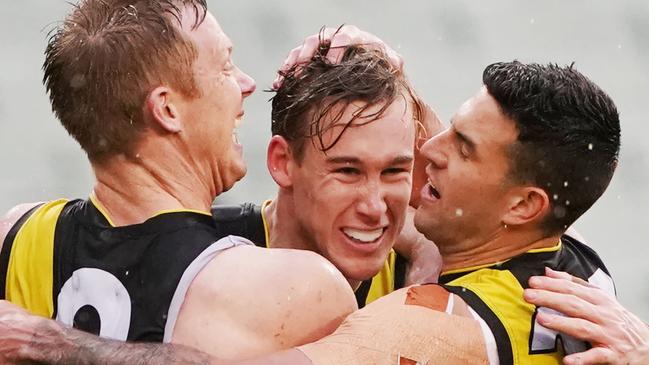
xmin=271 ymin=34 xmax=423 ymax=161
xmin=483 ymin=61 xmax=620 ymax=234
xmin=43 ymin=0 xmax=207 ymax=162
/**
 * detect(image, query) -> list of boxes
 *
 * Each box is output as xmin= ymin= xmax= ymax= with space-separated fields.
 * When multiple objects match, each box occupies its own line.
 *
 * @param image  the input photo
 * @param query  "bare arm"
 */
xmin=0 ymin=300 xmax=222 ymax=365
xmin=171 ymin=245 xmax=357 ymax=359
xmin=524 ymin=268 xmax=649 ymax=365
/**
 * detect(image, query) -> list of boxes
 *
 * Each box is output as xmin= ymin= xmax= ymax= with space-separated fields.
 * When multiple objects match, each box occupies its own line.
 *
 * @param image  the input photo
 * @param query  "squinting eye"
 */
xmin=335 ymin=167 xmax=359 ymax=175
xmin=460 ymin=143 xmax=470 ymax=158
xmin=383 ymin=168 xmax=408 ymax=175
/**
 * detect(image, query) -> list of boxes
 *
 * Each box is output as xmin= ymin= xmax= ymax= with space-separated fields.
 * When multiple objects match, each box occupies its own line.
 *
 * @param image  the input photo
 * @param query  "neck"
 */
xmin=91 ymin=154 xmax=214 ymax=226
xmin=441 ymin=227 xmax=562 ymax=273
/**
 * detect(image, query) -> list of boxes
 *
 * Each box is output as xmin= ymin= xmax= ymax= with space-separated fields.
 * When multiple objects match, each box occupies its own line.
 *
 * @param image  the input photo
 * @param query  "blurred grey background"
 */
xmin=1 ymin=1 xmax=647 ymax=318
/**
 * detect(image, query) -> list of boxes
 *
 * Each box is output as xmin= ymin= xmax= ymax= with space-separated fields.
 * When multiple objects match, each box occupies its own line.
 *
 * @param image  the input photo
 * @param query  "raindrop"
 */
xmin=455 ymin=208 xmax=464 ymax=217
xmin=530 ymin=18 xmax=535 ymax=24
xmin=563 ymin=181 xmax=569 ymax=187
xmin=617 ymin=44 xmax=622 ymax=49
xmin=584 ymin=176 xmax=590 ymax=182
xmin=565 ymin=200 xmax=570 ymax=206
xmin=125 ymin=270 xmax=129 ymax=277
xmin=70 ymin=73 xmax=87 ymax=89
xmin=553 ymin=206 xmax=566 ymax=219
xmin=588 ymin=143 xmax=593 ymax=150
xmin=553 ymin=194 xmax=559 ymax=201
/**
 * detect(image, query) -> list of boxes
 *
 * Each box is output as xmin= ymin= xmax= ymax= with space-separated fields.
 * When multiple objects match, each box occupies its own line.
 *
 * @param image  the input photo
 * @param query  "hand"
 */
xmin=393 ymin=207 xmax=443 ymax=286
xmin=524 ymin=268 xmax=649 ymax=365
xmin=272 ymin=25 xmax=404 ymax=89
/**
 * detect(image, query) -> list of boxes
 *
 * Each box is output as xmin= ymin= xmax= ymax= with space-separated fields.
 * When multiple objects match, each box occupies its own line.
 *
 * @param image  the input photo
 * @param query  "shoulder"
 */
xmin=0 ymin=202 xmax=44 ymax=251
xmin=173 ymin=244 xmax=357 ymax=358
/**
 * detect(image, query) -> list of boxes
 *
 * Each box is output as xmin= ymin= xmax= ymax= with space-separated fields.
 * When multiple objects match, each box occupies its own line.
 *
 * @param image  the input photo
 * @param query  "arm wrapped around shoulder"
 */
xmin=298 ymin=285 xmax=490 ymax=365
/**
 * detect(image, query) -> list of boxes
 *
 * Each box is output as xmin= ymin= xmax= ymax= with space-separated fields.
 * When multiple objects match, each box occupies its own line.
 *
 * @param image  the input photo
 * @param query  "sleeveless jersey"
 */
xmin=211 ymin=202 xmax=408 ymax=308
xmin=0 ymin=198 xmax=251 ymax=342
xmin=439 ymin=235 xmax=615 ymax=365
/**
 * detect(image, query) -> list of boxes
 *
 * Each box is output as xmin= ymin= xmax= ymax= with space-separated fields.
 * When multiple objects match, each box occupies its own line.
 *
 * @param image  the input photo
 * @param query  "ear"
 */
xmin=267 ymin=135 xmax=296 ymax=188
xmin=502 ymin=187 xmax=550 ymax=227
xmin=145 ymin=86 xmax=182 ymax=133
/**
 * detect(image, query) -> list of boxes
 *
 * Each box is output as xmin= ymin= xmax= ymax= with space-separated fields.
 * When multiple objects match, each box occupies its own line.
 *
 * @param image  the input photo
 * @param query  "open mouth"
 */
xmin=428 ymin=180 xmax=441 ymax=199
xmin=342 ymin=227 xmax=386 ymax=244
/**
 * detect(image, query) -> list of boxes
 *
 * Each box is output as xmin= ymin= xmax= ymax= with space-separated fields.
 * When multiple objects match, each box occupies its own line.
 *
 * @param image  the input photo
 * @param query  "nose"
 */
xmin=420 ymin=133 xmax=448 ymax=170
xmin=356 ymin=181 xmax=388 ymax=222
xmin=237 ymin=67 xmax=256 ymax=97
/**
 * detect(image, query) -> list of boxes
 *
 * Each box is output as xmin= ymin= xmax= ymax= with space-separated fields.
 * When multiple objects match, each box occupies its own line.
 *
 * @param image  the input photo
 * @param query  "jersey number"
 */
xmin=56 ymin=268 xmax=132 ymax=340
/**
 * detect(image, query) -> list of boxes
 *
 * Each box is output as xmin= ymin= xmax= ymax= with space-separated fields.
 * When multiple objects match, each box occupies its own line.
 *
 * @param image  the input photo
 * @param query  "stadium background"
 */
xmin=1 ymin=0 xmax=647 ymax=319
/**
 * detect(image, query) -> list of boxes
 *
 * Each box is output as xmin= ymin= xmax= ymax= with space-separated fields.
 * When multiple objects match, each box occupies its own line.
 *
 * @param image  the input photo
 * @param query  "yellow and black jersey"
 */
xmin=0 ymin=198 xmax=251 ymax=342
xmin=211 ymin=201 xmax=408 ymax=308
xmin=439 ymin=235 xmax=615 ymax=365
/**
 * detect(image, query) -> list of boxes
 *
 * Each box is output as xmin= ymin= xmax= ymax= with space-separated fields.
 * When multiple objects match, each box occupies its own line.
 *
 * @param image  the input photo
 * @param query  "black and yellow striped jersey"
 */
xmin=0 ymin=198 xmax=251 ymax=342
xmin=211 ymin=201 xmax=407 ymax=308
xmin=439 ymin=235 xmax=615 ymax=365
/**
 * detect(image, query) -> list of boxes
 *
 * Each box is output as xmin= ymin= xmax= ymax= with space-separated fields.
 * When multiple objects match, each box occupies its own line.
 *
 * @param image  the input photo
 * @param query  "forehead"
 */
xmin=452 ymin=87 xmax=518 ymax=150
xmin=304 ymin=97 xmax=416 ymax=163
xmin=180 ymin=9 xmax=231 ymax=63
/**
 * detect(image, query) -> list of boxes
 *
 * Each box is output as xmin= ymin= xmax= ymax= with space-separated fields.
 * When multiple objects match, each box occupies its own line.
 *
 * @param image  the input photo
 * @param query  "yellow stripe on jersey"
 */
xmin=6 ymin=199 xmax=68 ymax=318
xmin=447 ymin=268 xmax=562 ymax=365
xmin=365 ymin=249 xmax=397 ymax=305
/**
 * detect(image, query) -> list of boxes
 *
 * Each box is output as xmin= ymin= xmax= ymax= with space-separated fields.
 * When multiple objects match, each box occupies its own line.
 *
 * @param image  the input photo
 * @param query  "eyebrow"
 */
xmin=326 ymin=155 xmax=414 ymax=165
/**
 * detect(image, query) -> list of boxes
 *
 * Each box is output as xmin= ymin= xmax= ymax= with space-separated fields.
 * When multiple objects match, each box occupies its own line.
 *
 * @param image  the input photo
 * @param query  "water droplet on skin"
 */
xmin=455 ymin=208 xmax=463 ymax=217
xmin=135 ymin=154 xmax=140 ymax=159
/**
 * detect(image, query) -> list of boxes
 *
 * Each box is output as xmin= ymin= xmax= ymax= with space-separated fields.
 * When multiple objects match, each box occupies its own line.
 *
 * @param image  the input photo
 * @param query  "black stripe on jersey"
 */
xmin=211 ymin=203 xmax=266 ymax=247
xmin=0 ymin=204 xmax=44 ymax=300
xmin=355 ymin=279 xmax=372 ymax=308
xmin=394 ymin=253 xmax=408 ymax=289
xmin=443 ymin=285 xmax=514 ymax=365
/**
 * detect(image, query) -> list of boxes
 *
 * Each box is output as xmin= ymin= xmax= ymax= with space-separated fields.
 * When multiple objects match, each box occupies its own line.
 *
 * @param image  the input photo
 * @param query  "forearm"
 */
xmin=13 ymin=319 xmax=221 ymax=365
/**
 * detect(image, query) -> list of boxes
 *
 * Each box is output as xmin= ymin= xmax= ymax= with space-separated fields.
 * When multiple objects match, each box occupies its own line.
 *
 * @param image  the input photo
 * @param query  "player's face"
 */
xmin=290 ymin=97 xmax=415 ymax=282
xmin=414 ymin=87 xmax=518 ymax=256
xmin=181 ymin=10 xmax=256 ymax=194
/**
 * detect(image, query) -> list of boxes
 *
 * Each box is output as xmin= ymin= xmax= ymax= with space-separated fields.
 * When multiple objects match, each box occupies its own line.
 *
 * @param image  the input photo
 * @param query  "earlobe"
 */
xmin=267 ymin=136 xmax=294 ymax=188
xmin=502 ymin=187 xmax=549 ymax=226
xmin=146 ymin=86 xmax=182 ymax=133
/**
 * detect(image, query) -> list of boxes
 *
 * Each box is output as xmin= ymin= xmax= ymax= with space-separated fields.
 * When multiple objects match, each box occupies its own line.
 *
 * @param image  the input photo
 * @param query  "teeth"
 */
xmin=343 ymin=228 xmax=383 ymax=243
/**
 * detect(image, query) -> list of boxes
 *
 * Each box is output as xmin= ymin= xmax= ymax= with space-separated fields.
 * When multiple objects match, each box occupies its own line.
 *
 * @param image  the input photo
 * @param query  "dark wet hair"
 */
xmin=43 ymin=0 xmax=208 ymax=162
xmin=484 ymin=61 xmax=620 ymax=233
xmin=271 ymin=37 xmax=423 ymax=161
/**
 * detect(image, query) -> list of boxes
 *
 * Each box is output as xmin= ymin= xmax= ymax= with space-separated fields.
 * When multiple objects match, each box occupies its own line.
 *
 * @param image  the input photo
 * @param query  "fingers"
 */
xmin=533 ymin=310 xmax=609 ymax=345
xmin=545 ymin=267 xmax=591 ymax=287
xmin=528 ymin=271 xmax=610 ymax=307
xmin=563 ymin=346 xmax=617 ymax=365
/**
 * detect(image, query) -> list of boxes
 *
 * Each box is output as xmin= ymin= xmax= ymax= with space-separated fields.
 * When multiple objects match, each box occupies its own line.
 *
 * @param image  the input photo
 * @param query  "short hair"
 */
xmin=271 ymin=40 xmax=423 ymax=161
xmin=483 ymin=61 xmax=621 ymax=233
xmin=43 ymin=0 xmax=208 ymax=162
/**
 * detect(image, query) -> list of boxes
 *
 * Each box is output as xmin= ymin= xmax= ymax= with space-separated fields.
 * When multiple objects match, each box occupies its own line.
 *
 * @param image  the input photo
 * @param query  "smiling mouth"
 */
xmin=342 ymin=227 xmax=386 ymax=244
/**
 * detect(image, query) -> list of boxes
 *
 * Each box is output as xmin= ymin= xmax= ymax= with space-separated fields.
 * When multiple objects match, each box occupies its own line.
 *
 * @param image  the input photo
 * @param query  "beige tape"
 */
xmin=299 ymin=287 xmax=489 ymax=365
